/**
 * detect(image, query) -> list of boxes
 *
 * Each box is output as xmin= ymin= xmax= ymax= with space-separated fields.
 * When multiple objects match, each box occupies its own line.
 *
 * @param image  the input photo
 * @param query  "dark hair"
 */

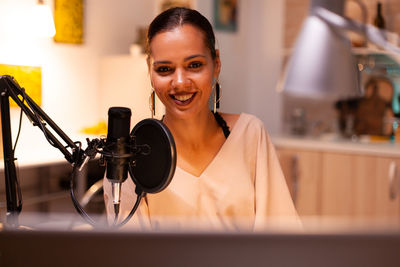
xmin=147 ymin=7 xmax=217 ymax=59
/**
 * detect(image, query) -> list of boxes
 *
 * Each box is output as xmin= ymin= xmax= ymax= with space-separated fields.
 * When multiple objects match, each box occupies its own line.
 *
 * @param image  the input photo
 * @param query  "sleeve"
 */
xmin=253 ymin=122 xmax=302 ymax=231
xmin=103 ymin=175 xmax=152 ymax=230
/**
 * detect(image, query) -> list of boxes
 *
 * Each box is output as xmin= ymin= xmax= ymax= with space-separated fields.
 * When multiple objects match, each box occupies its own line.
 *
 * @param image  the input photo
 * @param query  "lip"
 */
xmin=170 ymin=92 xmax=197 ymax=106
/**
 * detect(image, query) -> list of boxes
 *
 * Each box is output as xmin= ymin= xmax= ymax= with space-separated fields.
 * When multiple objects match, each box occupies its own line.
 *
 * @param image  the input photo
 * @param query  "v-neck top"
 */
xmin=177 ymin=112 xmax=236 ymax=178
xmin=103 ymin=113 xmax=300 ymax=231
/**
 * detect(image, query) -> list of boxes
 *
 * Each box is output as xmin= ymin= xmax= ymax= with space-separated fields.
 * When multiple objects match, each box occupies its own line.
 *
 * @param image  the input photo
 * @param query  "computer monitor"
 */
xmin=1 ymin=227 xmax=400 ymax=267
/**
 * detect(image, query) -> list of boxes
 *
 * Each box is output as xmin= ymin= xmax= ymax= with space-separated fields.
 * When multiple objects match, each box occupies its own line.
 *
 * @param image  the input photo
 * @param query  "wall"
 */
xmin=197 ymin=0 xmax=284 ymax=134
xmin=0 ymin=0 xmax=284 ymax=138
xmin=0 ymin=0 xmax=155 ymax=136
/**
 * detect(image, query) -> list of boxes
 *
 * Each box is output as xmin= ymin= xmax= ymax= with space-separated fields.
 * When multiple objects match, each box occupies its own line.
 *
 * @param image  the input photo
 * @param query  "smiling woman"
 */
xmin=149 ymin=25 xmax=219 ymax=119
xmin=103 ymin=7 xmax=301 ymax=231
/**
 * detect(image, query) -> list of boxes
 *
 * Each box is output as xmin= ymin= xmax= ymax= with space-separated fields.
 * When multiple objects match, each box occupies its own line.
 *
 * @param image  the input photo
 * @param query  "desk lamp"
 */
xmin=278 ymin=0 xmax=400 ymax=100
xmin=32 ymin=0 xmax=56 ymax=37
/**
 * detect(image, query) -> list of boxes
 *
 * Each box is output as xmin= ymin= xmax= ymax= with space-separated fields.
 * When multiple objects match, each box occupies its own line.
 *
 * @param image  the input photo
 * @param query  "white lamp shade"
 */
xmin=31 ymin=3 xmax=56 ymax=38
xmin=281 ymin=15 xmax=361 ymax=99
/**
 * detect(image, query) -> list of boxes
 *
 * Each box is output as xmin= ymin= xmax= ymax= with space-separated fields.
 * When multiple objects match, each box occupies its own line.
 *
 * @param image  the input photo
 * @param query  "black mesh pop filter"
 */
xmin=129 ymin=119 xmax=176 ymax=194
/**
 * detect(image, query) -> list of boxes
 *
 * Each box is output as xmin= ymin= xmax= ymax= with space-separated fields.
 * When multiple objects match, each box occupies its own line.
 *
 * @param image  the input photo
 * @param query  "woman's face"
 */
xmin=148 ymin=24 xmax=220 ymax=119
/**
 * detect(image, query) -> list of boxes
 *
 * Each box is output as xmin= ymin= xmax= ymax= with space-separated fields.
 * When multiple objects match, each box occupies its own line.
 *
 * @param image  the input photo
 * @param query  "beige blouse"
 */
xmin=104 ymin=113 xmax=300 ymax=231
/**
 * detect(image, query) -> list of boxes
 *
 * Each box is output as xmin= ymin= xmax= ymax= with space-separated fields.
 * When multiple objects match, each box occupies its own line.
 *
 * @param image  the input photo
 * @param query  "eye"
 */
xmin=155 ymin=66 xmax=172 ymax=74
xmin=188 ymin=61 xmax=203 ymax=69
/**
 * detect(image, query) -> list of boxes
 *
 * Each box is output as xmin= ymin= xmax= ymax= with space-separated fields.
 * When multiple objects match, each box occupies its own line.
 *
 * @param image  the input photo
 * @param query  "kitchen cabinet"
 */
xmin=276 ymin=148 xmax=322 ymax=216
xmin=321 ymin=152 xmax=400 ymax=219
xmin=275 ymin=142 xmax=400 ymax=220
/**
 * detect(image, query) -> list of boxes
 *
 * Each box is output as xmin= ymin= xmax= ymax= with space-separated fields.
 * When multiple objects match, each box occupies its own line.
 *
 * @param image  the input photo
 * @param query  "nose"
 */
xmin=171 ymin=69 xmax=189 ymax=90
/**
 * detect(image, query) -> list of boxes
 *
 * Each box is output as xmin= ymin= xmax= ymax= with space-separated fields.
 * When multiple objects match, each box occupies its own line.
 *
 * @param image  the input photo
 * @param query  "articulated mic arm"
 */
xmin=0 ymin=75 xmax=86 ymax=226
xmin=0 ymin=75 xmax=177 ymax=228
xmin=0 ymin=75 xmax=82 ymax=163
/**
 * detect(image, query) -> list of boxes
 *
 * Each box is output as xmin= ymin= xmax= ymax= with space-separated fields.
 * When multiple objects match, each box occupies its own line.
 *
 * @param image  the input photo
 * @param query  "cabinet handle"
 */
xmin=388 ymin=161 xmax=398 ymax=201
xmin=291 ymin=155 xmax=299 ymax=206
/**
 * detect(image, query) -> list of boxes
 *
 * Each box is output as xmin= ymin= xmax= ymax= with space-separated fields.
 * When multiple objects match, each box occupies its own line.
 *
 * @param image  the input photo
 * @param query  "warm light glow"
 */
xmin=31 ymin=3 xmax=56 ymax=38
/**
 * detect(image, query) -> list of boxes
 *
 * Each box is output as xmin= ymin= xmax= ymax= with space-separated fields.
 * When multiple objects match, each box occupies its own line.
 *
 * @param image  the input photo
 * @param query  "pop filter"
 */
xmin=129 ymin=119 xmax=176 ymax=194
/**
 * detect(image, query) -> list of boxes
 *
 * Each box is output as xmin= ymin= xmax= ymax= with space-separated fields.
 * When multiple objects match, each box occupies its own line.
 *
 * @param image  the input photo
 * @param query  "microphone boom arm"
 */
xmin=0 ymin=75 xmax=83 ymax=226
xmin=0 ymin=75 xmax=177 ymax=228
xmin=0 ymin=75 xmax=80 ymax=163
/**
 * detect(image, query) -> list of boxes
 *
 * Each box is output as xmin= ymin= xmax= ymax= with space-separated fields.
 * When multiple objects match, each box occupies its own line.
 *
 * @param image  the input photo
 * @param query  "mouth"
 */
xmin=170 ymin=93 xmax=196 ymax=106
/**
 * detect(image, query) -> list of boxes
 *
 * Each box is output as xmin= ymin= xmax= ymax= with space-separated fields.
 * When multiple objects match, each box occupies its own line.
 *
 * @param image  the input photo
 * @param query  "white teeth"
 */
xmin=175 ymin=94 xmax=193 ymax=101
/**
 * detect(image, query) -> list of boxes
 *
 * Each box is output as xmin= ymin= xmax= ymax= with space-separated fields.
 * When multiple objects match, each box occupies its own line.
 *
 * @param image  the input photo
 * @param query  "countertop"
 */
xmin=4 ymin=128 xmax=400 ymax=168
xmin=272 ymin=134 xmax=400 ymax=157
xmin=0 ymin=127 xmax=99 ymax=169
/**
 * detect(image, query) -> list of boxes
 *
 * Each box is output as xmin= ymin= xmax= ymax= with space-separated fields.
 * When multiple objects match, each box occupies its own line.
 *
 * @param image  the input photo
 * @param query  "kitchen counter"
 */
xmin=272 ymin=134 xmax=400 ymax=157
xmin=0 ymin=127 xmax=98 ymax=169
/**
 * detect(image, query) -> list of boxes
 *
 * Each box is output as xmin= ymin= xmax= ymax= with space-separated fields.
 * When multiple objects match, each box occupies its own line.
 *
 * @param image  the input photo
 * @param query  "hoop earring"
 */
xmin=209 ymin=79 xmax=221 ymax=113
xmin=149 ymin=90 xmax=155 ymax=118
xmin=215 ymin=82 xmax=221 ymax=112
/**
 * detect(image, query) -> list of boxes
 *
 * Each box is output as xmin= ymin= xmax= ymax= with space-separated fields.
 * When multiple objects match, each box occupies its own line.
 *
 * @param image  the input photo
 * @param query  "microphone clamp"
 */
xmin=77 ymin=136 xmax=152 ymax=171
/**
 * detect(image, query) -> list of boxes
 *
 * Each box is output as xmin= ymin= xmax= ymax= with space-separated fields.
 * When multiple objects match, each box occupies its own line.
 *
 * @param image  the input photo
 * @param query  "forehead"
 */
xmin=149 ymin=25 xmax=209 ymax=59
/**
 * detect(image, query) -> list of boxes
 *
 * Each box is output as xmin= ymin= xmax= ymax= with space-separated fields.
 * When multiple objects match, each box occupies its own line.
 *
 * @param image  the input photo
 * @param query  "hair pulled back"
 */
xmin=147 ymin=7 xmax=217 ymax=59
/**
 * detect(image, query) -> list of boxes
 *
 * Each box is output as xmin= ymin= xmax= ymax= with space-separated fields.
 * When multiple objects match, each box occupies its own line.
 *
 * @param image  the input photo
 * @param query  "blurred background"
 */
xmin=1 ymin=0 xmax=400 ymax=229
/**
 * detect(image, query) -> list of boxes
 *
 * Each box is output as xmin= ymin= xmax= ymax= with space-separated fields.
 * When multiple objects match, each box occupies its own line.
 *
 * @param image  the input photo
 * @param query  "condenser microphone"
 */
xmin=102 ymin=106 xmax=176 ymax=226
xmin=105 ymin=107 xmax=132 ymax=215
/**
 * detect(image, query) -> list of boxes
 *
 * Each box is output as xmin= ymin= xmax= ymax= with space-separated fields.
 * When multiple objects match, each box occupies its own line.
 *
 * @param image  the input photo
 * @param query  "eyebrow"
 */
xmin=185 ymin=54 xmax=206 ymax=61
xmin=153 ymin=54 xmax=206 ymax=66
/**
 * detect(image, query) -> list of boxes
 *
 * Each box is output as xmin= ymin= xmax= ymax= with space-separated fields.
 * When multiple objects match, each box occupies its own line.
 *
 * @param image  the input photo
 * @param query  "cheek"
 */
xmin=192 ymin=68 xmax=214 ymax=84
xmin=197 ymin=73 xmax=214 ymax=92
xmin=151 ymin=74 xmax=169 ymax=92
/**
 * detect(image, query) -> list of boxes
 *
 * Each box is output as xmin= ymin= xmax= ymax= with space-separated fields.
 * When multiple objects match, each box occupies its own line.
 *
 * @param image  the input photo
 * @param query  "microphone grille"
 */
xmin=107 ymin=107 xmax=131 ymax=141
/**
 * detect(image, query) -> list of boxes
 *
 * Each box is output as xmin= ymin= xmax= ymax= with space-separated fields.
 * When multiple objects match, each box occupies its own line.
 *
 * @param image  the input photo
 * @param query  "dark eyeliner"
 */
xmin=189 ymin=61 xmax=203 ymax=69
xmin=156 ymin=66 xmax=172 ymax=73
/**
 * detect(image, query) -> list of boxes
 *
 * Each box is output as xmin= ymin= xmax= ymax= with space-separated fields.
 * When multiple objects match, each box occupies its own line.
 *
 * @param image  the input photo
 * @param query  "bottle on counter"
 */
xmin=290 ymin=108 xmax=307 ymax=136
xmin=373 ymin=2 xmax=385 ymax=29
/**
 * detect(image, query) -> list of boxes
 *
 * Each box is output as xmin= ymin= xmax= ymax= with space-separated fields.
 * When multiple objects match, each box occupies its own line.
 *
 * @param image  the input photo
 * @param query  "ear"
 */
xmin=213 ymin=49 xmax=221 ymax=78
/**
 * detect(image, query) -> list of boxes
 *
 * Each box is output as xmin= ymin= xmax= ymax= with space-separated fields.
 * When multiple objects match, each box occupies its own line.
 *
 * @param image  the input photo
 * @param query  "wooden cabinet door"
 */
xmin=373 ymin=157 xmax=400 ymax=219
xmin=321 ymin=152 xmax=400 ymax=219
xmin=320 ymin=153 xmax=351 ymax=217
xmin=276 ymin=148 xmax=322 ymax=216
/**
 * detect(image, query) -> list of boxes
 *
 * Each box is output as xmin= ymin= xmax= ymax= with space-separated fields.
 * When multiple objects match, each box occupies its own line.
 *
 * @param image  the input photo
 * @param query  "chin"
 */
xmin=166 ymin=107 xmax=205 ymax=120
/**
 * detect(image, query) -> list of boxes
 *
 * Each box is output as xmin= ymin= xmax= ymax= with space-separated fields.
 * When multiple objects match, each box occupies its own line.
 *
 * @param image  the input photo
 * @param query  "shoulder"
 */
xmin=219 ymin=112 xmax=240 ymax=129
xmin=221 ymin=112 xmax=264 ymax=129
xmin=220 ymin=112 xmax=268 ymax=140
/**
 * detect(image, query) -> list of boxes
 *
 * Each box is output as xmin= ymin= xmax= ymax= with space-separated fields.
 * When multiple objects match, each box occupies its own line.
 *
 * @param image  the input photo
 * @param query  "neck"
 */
xmin=163 ymin=110 xmax=219 ymax=148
